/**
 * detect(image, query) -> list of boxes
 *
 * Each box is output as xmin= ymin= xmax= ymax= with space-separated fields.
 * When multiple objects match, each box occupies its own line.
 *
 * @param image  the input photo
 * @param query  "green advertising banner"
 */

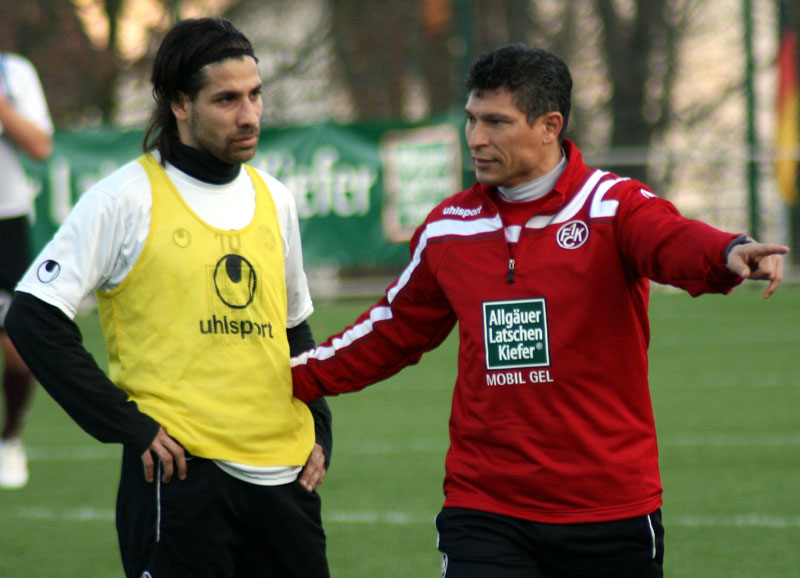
xmin=22 ymin=119 xmax=466 ymax=270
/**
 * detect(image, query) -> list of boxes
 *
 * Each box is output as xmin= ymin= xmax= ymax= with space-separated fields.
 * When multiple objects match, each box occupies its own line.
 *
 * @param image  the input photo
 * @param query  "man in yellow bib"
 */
xmin=5 ymin=18 xmax=331 ymax=578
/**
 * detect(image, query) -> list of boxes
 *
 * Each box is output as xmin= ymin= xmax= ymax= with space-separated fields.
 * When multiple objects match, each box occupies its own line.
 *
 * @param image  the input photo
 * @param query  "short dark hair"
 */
xmin=142 ymin=18 xmax=257 ymax=162
xmin=466 ymin=44 xmax=572 ymax=137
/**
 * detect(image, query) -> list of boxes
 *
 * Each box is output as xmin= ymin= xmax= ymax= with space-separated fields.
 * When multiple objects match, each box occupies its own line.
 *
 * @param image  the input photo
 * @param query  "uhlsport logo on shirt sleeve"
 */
xmin=482 ymin=298 xmax=553 ymax=386
xmin=36 ymin=260 xmax=61 ymax=283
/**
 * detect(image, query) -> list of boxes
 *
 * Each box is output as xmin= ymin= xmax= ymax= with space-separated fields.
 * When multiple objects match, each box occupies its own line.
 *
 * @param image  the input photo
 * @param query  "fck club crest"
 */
xmin=556 ymin=220 xmax=589 ymax=250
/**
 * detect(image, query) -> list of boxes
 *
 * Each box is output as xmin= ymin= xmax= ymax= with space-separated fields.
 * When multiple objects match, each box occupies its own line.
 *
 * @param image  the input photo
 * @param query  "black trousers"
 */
xmin=116 ymin=446 xmax=329 ymax=578
xmin=0 ymin=216 xmax=31 ymax=325
xmin=0 ymin=215 xmax=30 ymax=293
xmin=436 ymin=507 xmax=664 ymax=578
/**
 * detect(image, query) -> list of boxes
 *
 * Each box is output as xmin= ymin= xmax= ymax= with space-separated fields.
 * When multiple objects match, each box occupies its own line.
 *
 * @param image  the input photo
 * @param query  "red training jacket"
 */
xmin=292 ymin=140 xmax=742 ymax=523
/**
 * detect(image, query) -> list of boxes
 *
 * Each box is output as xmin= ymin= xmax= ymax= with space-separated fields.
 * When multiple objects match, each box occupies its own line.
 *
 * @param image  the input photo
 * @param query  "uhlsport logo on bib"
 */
xmin=200 ymin=253 xmax=275 ymax=342
xmin=483 ymin=298 xmax=549 ymax=370
xmin=214 ymin=254 xmax=257 ymax=309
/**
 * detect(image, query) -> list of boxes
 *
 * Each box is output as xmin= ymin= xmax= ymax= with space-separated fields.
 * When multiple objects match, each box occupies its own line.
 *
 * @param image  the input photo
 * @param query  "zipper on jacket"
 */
xmin=488 ymin=193 xmax=518 ymax=284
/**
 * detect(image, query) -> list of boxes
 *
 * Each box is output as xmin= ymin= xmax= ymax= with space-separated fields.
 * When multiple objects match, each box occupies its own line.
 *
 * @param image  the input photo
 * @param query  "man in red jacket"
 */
xmin=292 ymin=44 xmax=788 ymax=577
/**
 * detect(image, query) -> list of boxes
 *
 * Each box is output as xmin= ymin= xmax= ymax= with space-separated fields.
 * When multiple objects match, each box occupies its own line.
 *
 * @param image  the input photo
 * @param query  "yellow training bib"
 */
xmin=96 ymin=154 xmax=313 ymax=466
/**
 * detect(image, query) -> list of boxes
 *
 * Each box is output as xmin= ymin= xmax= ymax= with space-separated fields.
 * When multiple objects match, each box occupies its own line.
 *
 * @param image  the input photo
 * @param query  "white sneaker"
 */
xmin=0 ymin=438 xmax=29 ymax=489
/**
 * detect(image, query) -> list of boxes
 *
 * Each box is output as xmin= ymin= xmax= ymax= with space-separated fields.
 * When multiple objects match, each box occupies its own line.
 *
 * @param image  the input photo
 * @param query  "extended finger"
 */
xmin=162 ymin=437 xmax=188 ymax=481
xmin=141 ymin=450 xmax=155 ymax=483
xmin=299 ymin=447 xmax=326 ymax=491
xmin=299 ymin=456 xmax=323 ymax=489
xmin=299 ymin=463 xmax=325 ymax=492
xmin=299 ymin=469 xmax=315 ymax=492
xmin=749 ymin=244 xmax=790 ymax=257
xmin=159 ymin=446 xmax=175 ymax=483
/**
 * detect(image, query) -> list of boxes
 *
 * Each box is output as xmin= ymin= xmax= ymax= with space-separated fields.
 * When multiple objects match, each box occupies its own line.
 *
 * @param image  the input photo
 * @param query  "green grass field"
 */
xmin=1 ymin=283 xmax=798 ymax=577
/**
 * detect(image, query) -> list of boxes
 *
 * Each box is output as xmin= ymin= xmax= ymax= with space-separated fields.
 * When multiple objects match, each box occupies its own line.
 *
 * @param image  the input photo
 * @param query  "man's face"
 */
xmin=174 ymin=56 xmax=263 ymax=164
xmin=464 ymin=88 xmax=560 ymax=188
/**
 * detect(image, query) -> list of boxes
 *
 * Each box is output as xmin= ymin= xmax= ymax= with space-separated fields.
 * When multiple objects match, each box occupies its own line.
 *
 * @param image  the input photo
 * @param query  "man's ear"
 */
xmin=542 ymin=112 xmax=563 ymax=144
xmin=171 ymin=93 xmax=190 ymax=122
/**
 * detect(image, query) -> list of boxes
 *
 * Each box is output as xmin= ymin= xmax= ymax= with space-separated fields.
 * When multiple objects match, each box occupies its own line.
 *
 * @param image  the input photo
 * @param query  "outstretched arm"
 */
xmin=292 ymin=264 xmax=456 ymax=403
xmin=725 ymin=239 xmax=790 ymax=299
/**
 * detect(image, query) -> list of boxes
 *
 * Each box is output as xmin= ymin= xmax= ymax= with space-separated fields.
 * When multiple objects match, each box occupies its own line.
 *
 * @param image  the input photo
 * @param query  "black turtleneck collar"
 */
xmin=168 ymin=141 xmax=241 ymax=184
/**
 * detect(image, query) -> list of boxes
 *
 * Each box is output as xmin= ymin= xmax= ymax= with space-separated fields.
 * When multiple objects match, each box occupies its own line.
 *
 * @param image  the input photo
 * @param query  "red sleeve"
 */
xmin=613 ymin=183 xmax=743 ymax=296
xmin=291 ymin=227 xmax=457 ymax=402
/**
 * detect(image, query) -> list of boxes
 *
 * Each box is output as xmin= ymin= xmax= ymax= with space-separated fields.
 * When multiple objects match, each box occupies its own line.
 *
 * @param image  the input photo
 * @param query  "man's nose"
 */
xmin=467 ymin=122 xmax=489 ymax=148
xmin=239 ymin=98 xmax=261 ymax=126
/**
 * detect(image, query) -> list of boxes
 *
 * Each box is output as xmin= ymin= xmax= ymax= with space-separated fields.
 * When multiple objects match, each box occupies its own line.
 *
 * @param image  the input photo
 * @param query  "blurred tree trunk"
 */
xmin=474 ymin=0 xmax=532 ymax=53
xmin=0 ymin=0 xmax=116 ymax=125
xmin=419 ymin=0 xmax=458 ymax=114
xmin=330 ymin=0 xmax=418 ymax=118
xmin=97 ymin=0 xmax=125 ymax=122
xmin=329 ymin=0 xmax=537 ymax=120
xmin=594 ymin=0 xmax=686 ymax=182
xmin=0 ymin=0 xmax=216 ymax=126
